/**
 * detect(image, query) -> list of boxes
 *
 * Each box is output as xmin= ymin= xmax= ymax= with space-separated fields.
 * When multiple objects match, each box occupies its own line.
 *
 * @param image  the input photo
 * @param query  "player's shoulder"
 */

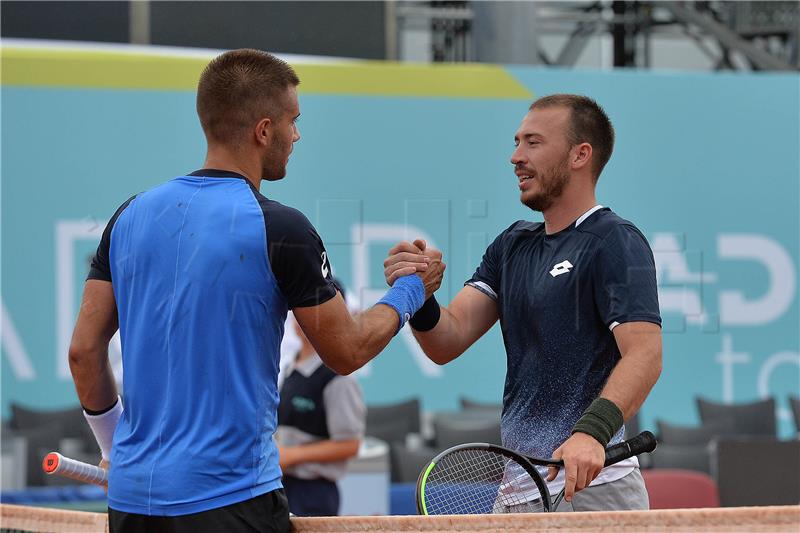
xmin=508 ymin=219 xmax=544 ymax=234
xmin=497 ymin=219 xmax=544 ymax=241
xmin=577 ymin=208 xmax=647 ymax=243
xmin=253 ymin=195 xmax=315 ymax=233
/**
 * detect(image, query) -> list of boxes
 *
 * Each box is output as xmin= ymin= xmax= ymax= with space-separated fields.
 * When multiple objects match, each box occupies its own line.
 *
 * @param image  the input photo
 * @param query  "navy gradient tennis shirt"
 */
xmin=88 ymin=170 xmax=336 ymax=515
xmin=466 ymin=206 xmax=661 ymax=463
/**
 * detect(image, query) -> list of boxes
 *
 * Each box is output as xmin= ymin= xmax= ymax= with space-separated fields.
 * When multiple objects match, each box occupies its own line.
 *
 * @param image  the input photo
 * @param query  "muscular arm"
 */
xmin=294 ymin=251 xmax=444 ymax=375
xmin=412 ymin=286 xmax=499 ymax=365
xmin=602 ymin=321 xmax=663 ymax=419
xmin=549 ymin=320 xmax=662 ymax=501
xmin=279 ymin=439 xmax=360 ymax=469
xmin=68 ymin=280 xmax=119 ymax=411
xmin=293 ymin=294 xmax=394 ymax=375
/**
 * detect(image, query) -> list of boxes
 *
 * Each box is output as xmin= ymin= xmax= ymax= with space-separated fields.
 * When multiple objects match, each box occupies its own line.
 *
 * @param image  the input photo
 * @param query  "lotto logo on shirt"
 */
xmin=549 ymin=260 xmax=573 ymax=277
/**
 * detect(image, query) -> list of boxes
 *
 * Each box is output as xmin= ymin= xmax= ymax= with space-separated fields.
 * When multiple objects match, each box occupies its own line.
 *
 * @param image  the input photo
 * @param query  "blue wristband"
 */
xmin=376 ymin=275 xmax=426 ymax=332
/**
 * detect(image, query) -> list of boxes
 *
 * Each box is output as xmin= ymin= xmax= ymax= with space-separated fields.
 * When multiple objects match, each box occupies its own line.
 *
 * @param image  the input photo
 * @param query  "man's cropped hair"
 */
xmin=197 ymin=49 xmax=300 ymax=144
xmin=531 ymin=94 xmax=615 ymax=181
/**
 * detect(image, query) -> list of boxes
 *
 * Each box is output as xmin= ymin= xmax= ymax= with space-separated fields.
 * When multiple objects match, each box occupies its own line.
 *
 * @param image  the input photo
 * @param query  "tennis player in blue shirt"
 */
xmin=68 ymin=49 xmax=444 ymax=532
xmin=385 ymin=95 xmax=662 ymax=512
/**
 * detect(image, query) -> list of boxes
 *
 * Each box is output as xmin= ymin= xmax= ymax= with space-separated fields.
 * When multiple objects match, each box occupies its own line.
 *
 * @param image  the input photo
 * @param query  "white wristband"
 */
xmin=83 ymin=396 xmax=123 ymax=460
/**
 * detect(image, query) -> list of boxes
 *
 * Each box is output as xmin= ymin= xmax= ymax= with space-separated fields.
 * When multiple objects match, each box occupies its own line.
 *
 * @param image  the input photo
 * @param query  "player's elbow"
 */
xmin=325 ymin=358 xmax=358 ymax=376
xmin=422 ymin=344 xmax=463 ymax=366
xmin=642 ymin=343 xmax=663 ymax=387
xmin=68 ymin=342 xmax=97 ymax=371
xmin=318 ymin=349 xmax=361 ymax=376
xmin=341 ymin=439 xmax=361 ymax=459
xmin=652 ymin=348 xmax=663 ymax=380
xmin=428 ymin=353 xmax=455 ymax=366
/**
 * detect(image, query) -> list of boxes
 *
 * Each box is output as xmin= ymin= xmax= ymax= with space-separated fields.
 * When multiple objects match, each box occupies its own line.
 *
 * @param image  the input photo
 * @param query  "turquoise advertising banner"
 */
xmin=2 ymin=46 xmax=798 ymax=436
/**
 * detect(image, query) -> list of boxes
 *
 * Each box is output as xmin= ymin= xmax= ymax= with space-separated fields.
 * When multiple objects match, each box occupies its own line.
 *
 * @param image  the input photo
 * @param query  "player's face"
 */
xmin=511 ymin=107 xmax=573 ymax=212
xmin=262 ymin=86 xmax=301 ymax=182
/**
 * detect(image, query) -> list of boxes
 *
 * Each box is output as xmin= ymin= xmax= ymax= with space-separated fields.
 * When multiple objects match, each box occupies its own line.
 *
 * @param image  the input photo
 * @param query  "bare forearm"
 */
xmin=69 ymin=280 xmax=119 ymax=411
xmin=412 ymin=289 xmax=499 ymax=365
xmin=280 ymin=439 xmax=360 ymax=469
xmin=600 ymin=346 xmax=661 ymax=421
xmin=412 ymin=306 xmax=469 ymax=364
xmin=326 ymin=305 xmax=399 ymax=374
xmin=69 ymin=347 xmax=118 ymax=411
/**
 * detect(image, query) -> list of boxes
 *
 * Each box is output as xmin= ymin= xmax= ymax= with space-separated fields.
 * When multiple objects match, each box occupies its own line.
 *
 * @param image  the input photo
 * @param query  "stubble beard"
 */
xmin=522 ymin=157 xmax=571 ymax=212
xmin=261 ymin=142 xmax=288 ymax=182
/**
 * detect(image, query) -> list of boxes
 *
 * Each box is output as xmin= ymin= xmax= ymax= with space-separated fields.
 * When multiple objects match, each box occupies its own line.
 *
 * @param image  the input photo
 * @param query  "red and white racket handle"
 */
xmin=42 ymin=452 xmax=108 ymax=487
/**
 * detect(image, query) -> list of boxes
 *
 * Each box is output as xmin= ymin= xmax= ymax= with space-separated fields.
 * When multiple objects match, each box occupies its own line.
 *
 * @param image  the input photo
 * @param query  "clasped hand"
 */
xmin=383 ymin=239 xmax=445 ymax=299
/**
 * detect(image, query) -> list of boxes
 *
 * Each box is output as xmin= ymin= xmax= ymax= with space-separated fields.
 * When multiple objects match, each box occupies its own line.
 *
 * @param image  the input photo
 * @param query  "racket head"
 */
xmin=416 ymin=443 xmax=552 ymax=515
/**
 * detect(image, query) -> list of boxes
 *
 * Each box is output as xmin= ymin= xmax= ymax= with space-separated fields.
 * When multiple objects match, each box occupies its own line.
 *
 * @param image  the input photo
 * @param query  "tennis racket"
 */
xmin=416 ymin=430 xmax=656 ymax=515
xmin=42 ymin=452 xmax=108 ymax=487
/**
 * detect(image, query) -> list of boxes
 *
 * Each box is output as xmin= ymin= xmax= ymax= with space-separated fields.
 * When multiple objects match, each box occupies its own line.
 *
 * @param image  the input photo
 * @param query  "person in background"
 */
xmin=277 ymin=279 xmax=366 ymax=517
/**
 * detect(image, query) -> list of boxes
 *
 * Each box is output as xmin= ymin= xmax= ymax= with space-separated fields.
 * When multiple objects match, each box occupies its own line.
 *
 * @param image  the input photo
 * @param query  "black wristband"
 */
xmin=409 ymin=295 xmax=441 ymax=332
xmin=82 ymin=397 xmax=119 ymax=416
xmin=571 ymin=397 xmax=624 ymax=447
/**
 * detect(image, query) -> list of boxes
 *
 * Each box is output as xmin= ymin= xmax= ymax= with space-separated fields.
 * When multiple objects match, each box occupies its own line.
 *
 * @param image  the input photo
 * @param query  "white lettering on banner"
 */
xmin=715 ymin=336 xmax=799 ymax=425
xmin=715 ymin=334 xmax=751 ymax=403
xmin=651 ymin=233 xmax=716 ymax=326
xmin=1 ymin=300 xmax=36 ymax=380
xmin=45 ymin=223 xmax=800 ymax=386
xmin=55 ymin=220 xmax=105 ymax=379
xmin=351 ymin=223 xmax=443 ymax=378
xmin=718 ymin=234 xmax=796 ymax=326
xmin=757 ymin=351 xmax=800 ymax=423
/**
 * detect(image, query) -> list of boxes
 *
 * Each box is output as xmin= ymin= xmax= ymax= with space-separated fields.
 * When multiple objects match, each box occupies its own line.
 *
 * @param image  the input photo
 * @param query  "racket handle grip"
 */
xmin=42 ymin=452 xmax=108 ymax=487
xmin=603 ymin=431 xmax=657 ymax=467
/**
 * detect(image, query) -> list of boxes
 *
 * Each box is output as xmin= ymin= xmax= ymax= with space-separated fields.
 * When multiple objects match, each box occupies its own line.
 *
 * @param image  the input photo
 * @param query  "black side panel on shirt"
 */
xmin=87 ymin=195 xmax=137 ymax=282
xmin=247 ymin=186 xmax=337 ymax=309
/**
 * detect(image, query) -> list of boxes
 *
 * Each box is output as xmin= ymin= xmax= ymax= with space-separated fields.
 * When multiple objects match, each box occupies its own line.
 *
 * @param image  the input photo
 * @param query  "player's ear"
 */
xmin=571 ymin=142 xmax=592 ymax=171
xmin=254 ymin=117 xmax=272 ymax=147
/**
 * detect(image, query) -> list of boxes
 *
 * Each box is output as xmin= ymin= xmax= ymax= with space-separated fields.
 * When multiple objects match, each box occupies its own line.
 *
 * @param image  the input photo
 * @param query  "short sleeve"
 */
xmin=464 ymin=222 xmax=519 ymax=300
xmin=323 ymin=376 xmax=366 ymax=441
xmin=87 ymin=195 xmax=137 ymax=282
xmin=592 ymin=224 xmax=661 ymax=330
xmin=264 ymin=203 xmax=337 ymax=309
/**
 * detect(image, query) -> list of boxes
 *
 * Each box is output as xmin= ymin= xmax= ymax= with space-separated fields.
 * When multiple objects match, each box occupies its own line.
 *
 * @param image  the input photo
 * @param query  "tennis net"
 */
xmin=2 ymin=503 xmax=799 ymax=532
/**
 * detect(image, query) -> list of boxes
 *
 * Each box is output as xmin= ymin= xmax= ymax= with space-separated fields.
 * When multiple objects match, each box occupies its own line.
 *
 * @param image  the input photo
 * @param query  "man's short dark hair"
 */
xmin=530 ymin=94 xmax=615 ymax=181
xmin=197 ymin=49 xmax=300 ymax=144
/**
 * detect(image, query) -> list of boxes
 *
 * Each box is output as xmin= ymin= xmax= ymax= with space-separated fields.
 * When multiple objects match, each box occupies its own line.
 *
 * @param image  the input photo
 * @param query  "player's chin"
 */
xmin=521 ymin=194 xmax=547 ymax=212
xmin=263 ymin=168 xmax=288 ymax=182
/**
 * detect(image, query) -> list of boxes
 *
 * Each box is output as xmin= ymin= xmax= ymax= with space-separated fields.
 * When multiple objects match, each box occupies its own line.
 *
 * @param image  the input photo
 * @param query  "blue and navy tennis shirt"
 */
xmin=466 ymin=206 xmax=661 ymax=461
xmin=88 ymin=169 xmax=336 ymax=516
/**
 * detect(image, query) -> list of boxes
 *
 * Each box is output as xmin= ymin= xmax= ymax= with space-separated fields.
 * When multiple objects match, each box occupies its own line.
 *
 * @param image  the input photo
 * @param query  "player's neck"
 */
xmin=542 ymin=189 xmax=598 ymax=235
xmin=203 ymin=145 xmax=262 ymax=190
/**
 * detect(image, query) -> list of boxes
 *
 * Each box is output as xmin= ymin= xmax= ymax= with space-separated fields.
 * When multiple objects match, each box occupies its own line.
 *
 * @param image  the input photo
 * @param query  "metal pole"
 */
xmin=129 ymin=0 xmax=150 ymax=45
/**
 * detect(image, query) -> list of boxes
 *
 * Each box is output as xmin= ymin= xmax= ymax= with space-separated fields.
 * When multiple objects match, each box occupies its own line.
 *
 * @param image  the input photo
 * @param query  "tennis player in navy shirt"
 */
xmin=68 ymin=49 xmax=444 ymax=532
xmin=385 ymin=95 xmax=662 ymax=512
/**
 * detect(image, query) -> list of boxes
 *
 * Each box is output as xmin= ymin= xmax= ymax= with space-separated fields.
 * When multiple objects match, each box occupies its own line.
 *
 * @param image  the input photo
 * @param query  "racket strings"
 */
xmin=423 ymin=448 xmax=545 ymax=514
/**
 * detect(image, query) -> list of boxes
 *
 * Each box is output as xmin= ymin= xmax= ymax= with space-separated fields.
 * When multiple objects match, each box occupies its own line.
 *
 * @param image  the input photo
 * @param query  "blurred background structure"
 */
xmin=2 ymin=1 xmax=798 ymax=68
xmin=1 ymin=0 xmax=798 ymax=519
